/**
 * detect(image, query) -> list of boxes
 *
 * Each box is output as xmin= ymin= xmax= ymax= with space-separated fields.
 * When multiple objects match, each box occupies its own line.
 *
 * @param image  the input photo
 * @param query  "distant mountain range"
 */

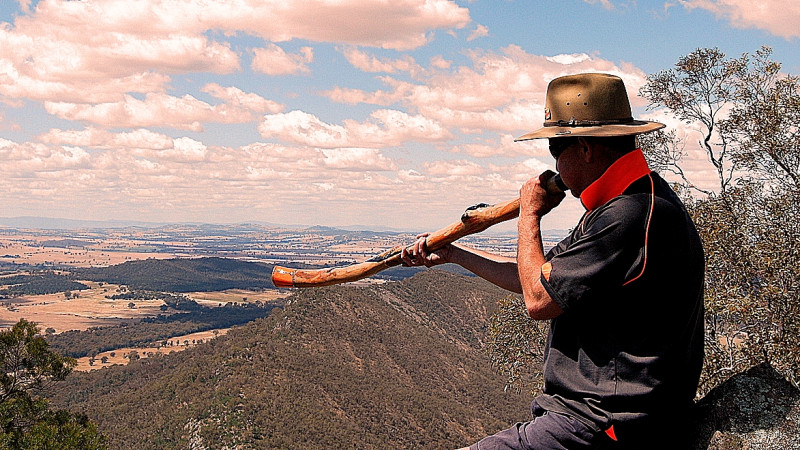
xmin=50 ymin=270 xmax=530 ymax=449
xmin=0 ymin=216 xmax=570 ymax=238
xmin=0 ymin=216 xmax=161 ymax=230
xmin=0 ymin=216 xmax=406 ymax=232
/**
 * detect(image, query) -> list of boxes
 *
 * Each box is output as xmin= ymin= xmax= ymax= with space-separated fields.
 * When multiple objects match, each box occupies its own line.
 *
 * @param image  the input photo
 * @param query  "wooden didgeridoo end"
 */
xmin=271 ymin=266 xmax=296 ymax=288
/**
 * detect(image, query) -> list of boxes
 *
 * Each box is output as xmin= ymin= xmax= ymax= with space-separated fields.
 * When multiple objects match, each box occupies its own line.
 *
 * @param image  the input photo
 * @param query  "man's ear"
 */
xmin=577 ymin=137 xmax=594 ymax=163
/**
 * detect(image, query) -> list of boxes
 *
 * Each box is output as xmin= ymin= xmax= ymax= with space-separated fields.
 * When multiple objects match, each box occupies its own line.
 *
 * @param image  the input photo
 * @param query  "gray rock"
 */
xmin=690 ymin=363 xmax=800 ymax=449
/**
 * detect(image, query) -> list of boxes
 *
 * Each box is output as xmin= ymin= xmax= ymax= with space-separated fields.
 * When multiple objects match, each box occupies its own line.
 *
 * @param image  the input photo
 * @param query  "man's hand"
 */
xmin=520 ymin=170 xmax=566 ymax=219
xmin=401 ymin=233 xmax=452 ymax=267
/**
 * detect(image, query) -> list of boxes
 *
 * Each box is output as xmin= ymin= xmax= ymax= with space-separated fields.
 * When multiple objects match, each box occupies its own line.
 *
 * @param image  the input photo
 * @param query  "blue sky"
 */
xmin=1 ymin=0 xmax=799 ymax=232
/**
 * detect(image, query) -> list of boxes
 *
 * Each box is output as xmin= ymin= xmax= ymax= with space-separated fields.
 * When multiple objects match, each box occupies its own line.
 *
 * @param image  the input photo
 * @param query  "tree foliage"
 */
xmin=485 ymin=295 xmax=547 ymax=396
xmin=71 ymin=257 xmax=275 ymax=292
xmin=0 ymin=319 xmax=105 ymax=448
xmin=640 ymin=46 xmax=800 ymax=394
xmin=0 ymin=272 xmax=88 ymax=298
xmin=640 ymin=47 xmax=743 ymax=195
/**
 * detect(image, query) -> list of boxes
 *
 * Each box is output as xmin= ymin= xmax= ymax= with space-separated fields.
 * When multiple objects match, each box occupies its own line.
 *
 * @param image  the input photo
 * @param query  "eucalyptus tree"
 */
xmin=640 ymin=46 xmax=800 ymax=393
xmin=0 ymin=319 xmax=105 ymax=448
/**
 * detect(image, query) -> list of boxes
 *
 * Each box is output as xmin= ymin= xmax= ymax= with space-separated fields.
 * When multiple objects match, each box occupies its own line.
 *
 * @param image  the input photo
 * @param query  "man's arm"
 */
xmin=401 ymin=238 xmax=522 ymax=293
xmin=445 ymin=243 xmax=522 ymax=293
xmin=517 ymin=173 xmax=565 ymax=320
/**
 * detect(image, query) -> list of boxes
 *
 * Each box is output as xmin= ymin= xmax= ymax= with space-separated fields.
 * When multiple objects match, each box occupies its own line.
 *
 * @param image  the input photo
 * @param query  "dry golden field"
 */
xmin=1 ymin=283 xmax=280 ymax=371
xmin=1 ymin=281 xmax=284 ymax=333
xmin=73 ymin=328 xmax=231 ymax=372
xmin=0 ymin=281 xmax=164 ymax=333
xmin=186 ymin=288 xmax=285 ymax=306
xmin=0 ymin=234 xmax=174 ymax=267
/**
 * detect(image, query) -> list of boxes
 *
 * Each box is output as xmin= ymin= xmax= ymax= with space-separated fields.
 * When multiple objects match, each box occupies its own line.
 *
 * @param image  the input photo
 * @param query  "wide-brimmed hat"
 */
xmin=515 ymin=73 xmax=664 ymax=141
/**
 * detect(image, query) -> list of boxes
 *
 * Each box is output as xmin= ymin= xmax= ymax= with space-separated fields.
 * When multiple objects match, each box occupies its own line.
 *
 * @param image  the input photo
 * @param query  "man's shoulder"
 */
xmin=604 ymin=173 xmax=687 ymax=217
xmin=584 ymin=192 xmax=650 ymax=230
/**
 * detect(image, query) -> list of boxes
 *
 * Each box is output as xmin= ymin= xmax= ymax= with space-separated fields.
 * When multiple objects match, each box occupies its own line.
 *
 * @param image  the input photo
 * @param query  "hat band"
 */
xmin=544 ymin=117 xmax=634 ymax=127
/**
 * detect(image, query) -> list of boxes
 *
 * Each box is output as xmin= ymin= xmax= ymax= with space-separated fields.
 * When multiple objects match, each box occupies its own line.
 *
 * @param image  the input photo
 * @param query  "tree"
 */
xmin=639 ymin=47 xmax=746 ymax=196
xmin=1 ymin=319 xmax=73 ymax=405
xmin=640 ymin=46 xmax=800 ymax=393
xmin=0 ymin=319 xmax=105 ymax=448
xmin=722 ymin=47 xmax=800 ymax=190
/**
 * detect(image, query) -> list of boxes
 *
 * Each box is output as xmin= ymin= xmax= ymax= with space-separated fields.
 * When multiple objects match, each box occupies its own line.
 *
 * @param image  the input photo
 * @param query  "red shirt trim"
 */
xmin=580 ymin=149 xmax=651 ymax=211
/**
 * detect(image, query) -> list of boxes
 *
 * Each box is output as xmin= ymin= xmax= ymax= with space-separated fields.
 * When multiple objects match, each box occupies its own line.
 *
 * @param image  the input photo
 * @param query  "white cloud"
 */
xmin=467 ymin=24 xmax=489 ymax=41
xmin=164 ymin=137 xmax=208 ymax=162
xmin=258 ymin=109 xmax=450 ymax=148
xmin=251 ymin=44 xmax=314 ymax=76
xmin=680 ymin=0 xmax=800 ymax=39
xmin=201 ymin=84 xmax=284 ymax=114
xmin=546 ymin=53 xmax=592 ymax=65
xmin=234 ymin=0 xmax=472 ymax=50
xmin=42 ymin=90 xmax=283 ymax=130
xmin=0 ymin=1 xmax=723 ymax=230
xmin=0 ymin=138 xmax=91 ymax=173
xmin=323 ymin=45 xmax=654 ymax=135
xmin=342 ymin=48 xmax=423 ymax=77
xmin=38 ymin=127 xmax=174 ymax=150
xmin=423 ymin=159 xmax=485 ymax=178
xmin=0 ymin=0 xmax=470 ymax=129
xmin=429 ymin=55 xmax=452 ymax=70
xmin=445 ymin=134 xmax=548 ymax=158
xmin=321 ymin=148 xmax=396 ymax=171
xmin=584 ymin=0 xmax=616 ymax=10
xmin=0 ymin=130 xmax=589 ymax=229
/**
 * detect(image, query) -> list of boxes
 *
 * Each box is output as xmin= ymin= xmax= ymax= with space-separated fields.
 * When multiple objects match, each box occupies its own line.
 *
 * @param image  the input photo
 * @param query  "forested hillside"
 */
xmin=0 ymin=272 xmax=89 ymax=297
xmin=72 ymin=257 xmax=276 ymax=292
xmin=69 ymin=256 xmax=428 ymax=291
xmin=50 ymin=270 xmax=529 ymax=449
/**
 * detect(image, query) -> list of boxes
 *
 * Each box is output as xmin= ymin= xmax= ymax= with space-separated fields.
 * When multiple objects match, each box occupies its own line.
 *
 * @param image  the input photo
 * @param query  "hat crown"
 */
xmin=545 ymin=73 xmax=632 ymax=124
xmin=514 ymin=72 xmax=664 ymax=141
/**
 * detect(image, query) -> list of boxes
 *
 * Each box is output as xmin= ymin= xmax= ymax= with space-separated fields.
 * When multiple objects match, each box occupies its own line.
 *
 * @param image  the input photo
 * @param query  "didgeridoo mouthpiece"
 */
xmin=546 ymin=174 xmax=568 ymax=193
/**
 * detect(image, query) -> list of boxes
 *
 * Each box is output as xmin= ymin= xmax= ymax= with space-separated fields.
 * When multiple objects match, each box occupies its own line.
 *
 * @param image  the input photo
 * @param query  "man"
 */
xmin=402 ymin=73 xmax=705 ymax=449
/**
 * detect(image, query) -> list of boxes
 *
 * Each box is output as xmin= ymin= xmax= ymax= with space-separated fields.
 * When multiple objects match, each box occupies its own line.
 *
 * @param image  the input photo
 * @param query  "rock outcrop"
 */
xmin=690 ymin=363 xmax=800 ymax=449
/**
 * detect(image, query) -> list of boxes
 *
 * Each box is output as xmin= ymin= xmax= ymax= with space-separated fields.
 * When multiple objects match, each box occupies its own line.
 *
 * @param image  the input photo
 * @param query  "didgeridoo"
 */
xmin=271 ymin=174 xmax=568 ymax=288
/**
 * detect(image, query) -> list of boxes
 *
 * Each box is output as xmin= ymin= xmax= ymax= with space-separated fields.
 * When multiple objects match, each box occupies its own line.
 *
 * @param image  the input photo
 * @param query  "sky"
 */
xmin=2 ymin=0 xmax=800 ymax=233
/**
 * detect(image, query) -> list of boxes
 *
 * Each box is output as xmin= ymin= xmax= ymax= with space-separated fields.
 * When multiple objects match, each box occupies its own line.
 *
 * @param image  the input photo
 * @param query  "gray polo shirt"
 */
xmin=536 ymin=157 xmax=705 ymax=439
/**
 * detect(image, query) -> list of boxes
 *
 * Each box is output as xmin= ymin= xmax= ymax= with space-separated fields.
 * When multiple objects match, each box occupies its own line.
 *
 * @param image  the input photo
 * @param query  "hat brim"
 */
xmin=514 ymin=120 xmax=665 ymax=141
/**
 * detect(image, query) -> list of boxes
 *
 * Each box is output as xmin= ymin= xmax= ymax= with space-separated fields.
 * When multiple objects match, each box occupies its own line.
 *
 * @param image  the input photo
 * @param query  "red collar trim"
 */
xmin=580 ymin=148 xmax=651 ymax=211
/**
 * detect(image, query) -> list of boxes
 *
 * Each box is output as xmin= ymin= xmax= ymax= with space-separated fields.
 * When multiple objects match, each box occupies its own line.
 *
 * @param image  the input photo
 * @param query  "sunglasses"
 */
xmin=548 ymin=137 xmax=578 ymax=159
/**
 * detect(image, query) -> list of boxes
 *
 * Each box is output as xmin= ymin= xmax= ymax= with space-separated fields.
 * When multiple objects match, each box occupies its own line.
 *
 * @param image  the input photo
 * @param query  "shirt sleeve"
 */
xmin=540 ymin=197 xmax=647 ymax=313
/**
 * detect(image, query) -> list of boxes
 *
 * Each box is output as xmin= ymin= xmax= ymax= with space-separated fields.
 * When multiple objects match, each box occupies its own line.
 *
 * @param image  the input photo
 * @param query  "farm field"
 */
xmin=0 ymin=281 xmax=285 ymax=333
xmin=73 ymin=328 xmax=231 ymax=372
xmin=0 ymin=281 xmax=163 ymax=332
xmin=186 ymin=288 xmax=285 ymax=306
xmin=0 ymin=234 xmax=176 ymax=267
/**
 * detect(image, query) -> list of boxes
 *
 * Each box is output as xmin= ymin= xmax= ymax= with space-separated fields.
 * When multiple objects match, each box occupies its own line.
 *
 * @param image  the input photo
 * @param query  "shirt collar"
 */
xmin=580 ymin=148 xmax=651 ymax=211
